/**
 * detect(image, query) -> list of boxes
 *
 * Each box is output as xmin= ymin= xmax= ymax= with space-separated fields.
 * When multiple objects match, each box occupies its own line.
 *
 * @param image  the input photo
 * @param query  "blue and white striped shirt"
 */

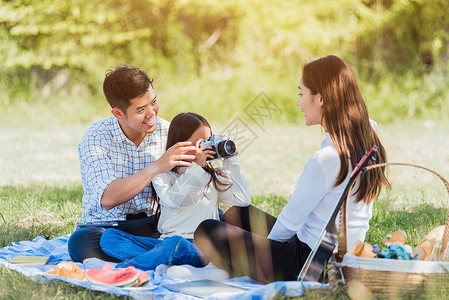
xmin=77 ymin=116 xmax=169 ymax=224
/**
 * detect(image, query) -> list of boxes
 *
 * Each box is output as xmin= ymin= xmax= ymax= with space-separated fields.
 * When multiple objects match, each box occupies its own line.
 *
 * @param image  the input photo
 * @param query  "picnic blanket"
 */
xmin=0 ymin=235 xmax=327 ymax=299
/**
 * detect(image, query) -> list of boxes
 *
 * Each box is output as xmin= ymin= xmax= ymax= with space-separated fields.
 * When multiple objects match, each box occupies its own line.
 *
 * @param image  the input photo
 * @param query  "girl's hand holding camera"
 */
xmin=194 ymin=139 xmax=215 ymax=167
xmin=214 ymin=167 xmax=230 ymax=179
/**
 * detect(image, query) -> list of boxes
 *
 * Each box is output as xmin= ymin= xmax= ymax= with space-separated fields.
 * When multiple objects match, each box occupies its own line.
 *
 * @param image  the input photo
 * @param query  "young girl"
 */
xmin=99 ymin=112 xmax=251 ymax=270
xmin=194 ymin=55 xmax=390 ymax=283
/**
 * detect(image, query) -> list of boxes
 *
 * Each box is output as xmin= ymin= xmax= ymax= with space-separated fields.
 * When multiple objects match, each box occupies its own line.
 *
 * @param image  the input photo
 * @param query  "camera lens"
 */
xmin=217 ymin=140 xmax=236 ymax=157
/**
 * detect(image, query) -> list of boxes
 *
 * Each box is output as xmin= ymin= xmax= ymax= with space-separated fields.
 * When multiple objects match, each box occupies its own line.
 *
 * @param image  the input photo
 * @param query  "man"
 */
xmin=68 ymin=65 xmax=195 ymax=262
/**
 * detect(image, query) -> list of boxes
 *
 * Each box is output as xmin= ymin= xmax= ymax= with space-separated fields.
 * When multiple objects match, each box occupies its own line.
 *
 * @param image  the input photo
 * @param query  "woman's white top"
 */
xmin=153 ymin=156 xmax=251 ymax=239
xmin=267 ymin=121 xmax=378 ymax=251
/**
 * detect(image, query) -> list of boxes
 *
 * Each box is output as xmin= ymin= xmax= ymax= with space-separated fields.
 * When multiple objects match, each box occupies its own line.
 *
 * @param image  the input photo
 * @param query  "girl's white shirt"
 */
xmin=268 ymin=120 xmax=378 ymax=251
xmin=153 ymin=156 xmax=251 ymax=239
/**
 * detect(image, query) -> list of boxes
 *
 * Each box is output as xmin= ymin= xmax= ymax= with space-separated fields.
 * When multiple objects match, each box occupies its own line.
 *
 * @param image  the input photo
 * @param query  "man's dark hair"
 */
xmin=103 ymin=64 xmax=153 ymax=112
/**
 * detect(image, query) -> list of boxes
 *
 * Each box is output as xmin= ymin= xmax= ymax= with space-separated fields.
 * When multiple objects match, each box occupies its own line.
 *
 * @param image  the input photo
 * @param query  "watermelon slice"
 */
xmin=85 ymin=265 xmax=141 ymax=287
xmin=134 ymin=271 xmax=150 ymax=287
xmin=102 ymin=263 xmax=113 ymax=271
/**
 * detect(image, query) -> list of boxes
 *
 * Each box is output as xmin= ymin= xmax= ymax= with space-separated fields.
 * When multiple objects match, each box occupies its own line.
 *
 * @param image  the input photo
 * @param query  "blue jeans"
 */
xmin=99 ymin=229 xmax=205 ymax=270
xmin=68 ymin=216 xmax=159 ymax=263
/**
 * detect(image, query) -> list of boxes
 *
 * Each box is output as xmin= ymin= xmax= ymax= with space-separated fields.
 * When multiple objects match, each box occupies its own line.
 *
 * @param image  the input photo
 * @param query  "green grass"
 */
xmin=366 ymin=197 xmax=448 ymax=248
xmin=1 ymin=116 xmax=449 ymax=298
xmin=0 ymin=185 xmax=83 ymax=247
xmin=1 ymin=61 xmax=449 ymax=129
xmin=1 ymin=185 xmax=449 ymax=299
xmin=0 ymin=265 xmax=123 ymax=299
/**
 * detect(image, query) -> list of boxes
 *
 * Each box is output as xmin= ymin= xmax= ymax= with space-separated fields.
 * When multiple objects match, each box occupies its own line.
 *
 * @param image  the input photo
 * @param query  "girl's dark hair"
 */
xmin=302 ymin=55 xmax=390 ymax=203
xmin=167 ymin=112 xmax=231 ymax=190
xmin=150 ymin=181 xmax=161 ymax=227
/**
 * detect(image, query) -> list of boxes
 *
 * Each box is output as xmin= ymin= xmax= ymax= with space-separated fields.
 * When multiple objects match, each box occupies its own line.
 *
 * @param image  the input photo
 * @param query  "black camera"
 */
xmin=200 ymin=135 xmax=236 ymax=162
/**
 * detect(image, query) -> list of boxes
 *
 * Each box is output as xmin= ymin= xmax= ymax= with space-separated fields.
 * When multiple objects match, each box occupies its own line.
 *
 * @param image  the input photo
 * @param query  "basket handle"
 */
xmin=337 ymin=162 xmax=449 ymax=259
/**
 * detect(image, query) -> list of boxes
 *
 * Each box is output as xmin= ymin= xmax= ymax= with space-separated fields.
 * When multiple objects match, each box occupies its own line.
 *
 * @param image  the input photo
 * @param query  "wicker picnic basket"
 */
xmin=335 ymin=163 xmax=449 ymax=294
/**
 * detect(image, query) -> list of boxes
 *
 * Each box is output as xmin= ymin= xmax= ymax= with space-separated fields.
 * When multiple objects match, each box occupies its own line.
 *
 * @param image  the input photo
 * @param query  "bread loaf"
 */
xmin=384 ymin=230 xmax=407 ymax=245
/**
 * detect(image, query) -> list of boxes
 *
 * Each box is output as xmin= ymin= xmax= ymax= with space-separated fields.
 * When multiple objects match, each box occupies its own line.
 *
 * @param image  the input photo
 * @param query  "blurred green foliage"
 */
xmin=0 ymin=0 xmax=448 ymax=124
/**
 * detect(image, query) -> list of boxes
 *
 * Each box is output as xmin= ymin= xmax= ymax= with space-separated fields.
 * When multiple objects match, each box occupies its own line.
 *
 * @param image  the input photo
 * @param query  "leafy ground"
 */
xmin=1 ymin=120 xmax=449 ymax=298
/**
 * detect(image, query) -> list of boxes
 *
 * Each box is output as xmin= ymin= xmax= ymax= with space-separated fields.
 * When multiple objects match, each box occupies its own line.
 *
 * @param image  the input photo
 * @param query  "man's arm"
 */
xmin=100 ymin=141 xmax=196 ymax=210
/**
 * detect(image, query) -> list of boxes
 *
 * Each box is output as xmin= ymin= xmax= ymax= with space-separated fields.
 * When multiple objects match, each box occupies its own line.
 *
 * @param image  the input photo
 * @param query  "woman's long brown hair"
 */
xmin=302 ymin=55 xmax=390 ymax=203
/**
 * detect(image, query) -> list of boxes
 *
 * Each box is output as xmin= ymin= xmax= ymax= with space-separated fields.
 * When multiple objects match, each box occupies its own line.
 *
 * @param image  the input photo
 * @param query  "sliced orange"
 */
xmin=45 ymin=261 xmax=85 ymax=280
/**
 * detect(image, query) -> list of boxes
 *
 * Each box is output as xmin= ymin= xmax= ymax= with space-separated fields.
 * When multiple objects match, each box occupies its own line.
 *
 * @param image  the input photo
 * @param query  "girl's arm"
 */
xmin=152 ymin=162 xmax=211 ymax=209
xmin=216 ymin=156 xmax=251 ymax=206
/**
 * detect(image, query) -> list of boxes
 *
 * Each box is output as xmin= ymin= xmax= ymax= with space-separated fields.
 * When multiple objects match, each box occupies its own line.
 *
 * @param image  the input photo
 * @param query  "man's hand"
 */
xmin=101 ymin=141 xmax=196 ymax=210
xmin=152 ymin=141 xmax=197 ymax=173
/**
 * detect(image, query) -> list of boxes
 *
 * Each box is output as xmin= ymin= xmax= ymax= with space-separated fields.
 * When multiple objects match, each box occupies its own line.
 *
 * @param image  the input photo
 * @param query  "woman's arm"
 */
xmin=267 ymin=155 xmax=331 ymax=242
xmin=153 ymin=162 xmax=211 ymax=209
xmin=268 ymin=219 xmax=304 ymax=242
xmin=216 ymin=156 xmax=251 ymax=206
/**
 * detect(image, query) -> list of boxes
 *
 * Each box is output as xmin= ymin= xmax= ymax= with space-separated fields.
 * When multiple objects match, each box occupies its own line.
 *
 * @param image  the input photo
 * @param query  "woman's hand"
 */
xmin=193 ymin=139 xmax=215 ymax=167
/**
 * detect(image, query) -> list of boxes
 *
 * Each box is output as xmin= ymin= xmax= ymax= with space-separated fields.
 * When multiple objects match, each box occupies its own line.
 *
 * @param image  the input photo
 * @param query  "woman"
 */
xmin=193 ymin=55 xmax=390 ymax=283
xmin=100 ymin=112 xmax=251 ymax=270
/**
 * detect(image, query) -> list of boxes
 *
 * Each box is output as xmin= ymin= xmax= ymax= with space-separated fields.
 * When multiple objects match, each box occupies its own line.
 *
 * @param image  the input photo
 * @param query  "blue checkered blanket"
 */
xmin=0 ymin=235 xmax=326 ymax=299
